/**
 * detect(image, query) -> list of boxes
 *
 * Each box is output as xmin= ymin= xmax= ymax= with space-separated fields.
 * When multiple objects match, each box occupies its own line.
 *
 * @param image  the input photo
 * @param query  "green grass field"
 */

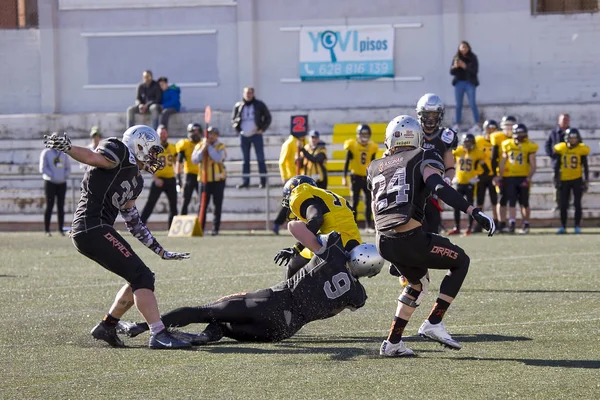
xmin=2 ymin=230 xmax=600 ymax=399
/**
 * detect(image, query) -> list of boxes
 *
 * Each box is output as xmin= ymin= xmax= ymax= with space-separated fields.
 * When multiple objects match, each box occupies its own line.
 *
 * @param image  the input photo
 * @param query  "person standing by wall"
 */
xmin=39 ymin=136 xmax=71 ymax=236
xmin=450 ymin=41 xmax=480 ymax=133
xmin=231 ymin=86 xmax=272 ymax=189
xmin=300 ymin=130 xmax=328 ymax=189
xmin=545 ymin=113 xmax=570 ymax=211
xmin=191 ymin=127 xmax=227 ymax=236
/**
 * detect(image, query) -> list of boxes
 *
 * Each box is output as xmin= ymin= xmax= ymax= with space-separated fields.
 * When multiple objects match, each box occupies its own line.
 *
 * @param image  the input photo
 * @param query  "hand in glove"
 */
xmin=161 ymin=250 xmax=191 ymax=260
xmin=469 ymin=176 xmax=480 ymax=185
xmin=274 ymin=247 xmax=299 ymax=267
xmin=471 ymin=208 xmax=496 ymax=237
xmin=43 ymin=132 xmax=72 ymax=153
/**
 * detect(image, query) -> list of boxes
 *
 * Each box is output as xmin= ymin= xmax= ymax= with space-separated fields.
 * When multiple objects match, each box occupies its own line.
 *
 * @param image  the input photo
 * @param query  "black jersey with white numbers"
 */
xmin=71 ymin=138 xmax=144 ymax=236
xmin=367 ymin=148 xmax=445 ymax=231
xmin=422 ymin=127 xmax=458 ymax=157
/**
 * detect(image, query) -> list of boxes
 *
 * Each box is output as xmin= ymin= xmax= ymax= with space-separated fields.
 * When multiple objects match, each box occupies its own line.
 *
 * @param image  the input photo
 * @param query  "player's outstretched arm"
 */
xmin=423 ymin=166 xmax=496 ymax=236
xmin=287 ymin=220 xmax=326 ymax=254
xmin=120 ymin=199 xmax=190 ymax=260
xmin=44 ymin=132 xmax=115 ymax=169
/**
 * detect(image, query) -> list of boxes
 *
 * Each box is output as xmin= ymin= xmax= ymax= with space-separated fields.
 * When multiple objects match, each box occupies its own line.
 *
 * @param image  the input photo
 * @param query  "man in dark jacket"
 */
xmin=545 ymin=113 xmax=570 ymax=210
xmin=231 ymin=86 xmax=272 ymax=188
xmin=126 ymin=70 xmax=163 ymax=129
xmin=157 ymin=76 xmax=181 ymax=129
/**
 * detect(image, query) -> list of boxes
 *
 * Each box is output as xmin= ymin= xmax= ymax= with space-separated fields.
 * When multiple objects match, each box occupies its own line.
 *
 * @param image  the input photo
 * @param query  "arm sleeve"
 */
xmin=39 ymin=150 xmax=48 ymax=175
xmin=479 ymin=160 xmax=490 ymax=176
xmin=582 ymin=155 xmax=589 ymax=182
xmin=343 ymin=151 xmax=352 ymax=177
xmin=467 ymin=55 xmax=479 ymax=75
xmin=207 ymin=145 xmax=225 ymax=163
xmin=491 ymin=145 xmax=499 ymax=174
xmin=135 ymin=84 xmax=143 ymax=105
xmin=178 ymin=150 xmax=186 ymax=163
xmin=300 ymin=148 xmax=321 ymax=163
xmin=191 ymin=147 xmax=203 ymax=164
xmin=65 ymin=155 xmax=71 ymax=177
xmin=544 ymin=132 xmax=554 ymax=157
xmin=425 ymin=173 xmax=471 ymax=214
xmin=121 ymin=206 xmax=164 ymax=256
xmin=299 ymin=199 xmax=325 ymax=234
xmin=261 ymin=102 xmax=272 ymax=130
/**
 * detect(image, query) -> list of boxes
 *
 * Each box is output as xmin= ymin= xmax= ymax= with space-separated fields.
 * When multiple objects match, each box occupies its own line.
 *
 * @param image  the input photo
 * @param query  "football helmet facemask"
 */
xmin=187 ymin=122 xmax=203 ymax=142
xmin=122 ymin=125 xmax=164 ymax=174
xmin=462 ymin=133 xmax=476 ymax=150
xmin=356 ymin=124 xmax=372 ymax=145
xmin=501 ymin=116 xmax=517 ymax=133
xmin=281 ymin=175 xmax=317 ymax=208
xmin=482 ymin=119 xmax=498 ymax=133
xmin=416 ymin=93 xmax=445 ymax=134
xmin=512 ymin=123 xmax=528 ymax=143
xmin=565 ymin=128 xmax=582 ymax=148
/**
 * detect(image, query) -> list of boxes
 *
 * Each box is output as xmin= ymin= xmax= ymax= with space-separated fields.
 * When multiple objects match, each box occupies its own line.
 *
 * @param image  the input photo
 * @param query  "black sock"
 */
xmin=103 ymin=313 xmax=120 ymax=326
xmin=427 ymin=298 xmax=451 ymax=325
xmin=387 ymin=316 xmax=409 ymax=344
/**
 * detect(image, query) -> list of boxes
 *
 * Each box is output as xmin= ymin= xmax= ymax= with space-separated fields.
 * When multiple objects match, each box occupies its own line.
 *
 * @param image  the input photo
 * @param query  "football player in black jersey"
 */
xmin=43 ymin=126 xmax=192 ymax=350
xmin=367 ymin=115 xmax=495 ymax=357
xmin=117 ymin=231 xmax=383 ymax=344
xmin=415 ymin=93 xmax=459 ymax=234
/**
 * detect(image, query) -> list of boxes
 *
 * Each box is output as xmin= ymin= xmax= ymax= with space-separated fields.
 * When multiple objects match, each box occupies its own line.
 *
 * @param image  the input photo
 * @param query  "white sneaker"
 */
xmin=379 ymin=340 xmax=415 ymax=357
xmin=418 ymin=320 xmax=462 ymax=350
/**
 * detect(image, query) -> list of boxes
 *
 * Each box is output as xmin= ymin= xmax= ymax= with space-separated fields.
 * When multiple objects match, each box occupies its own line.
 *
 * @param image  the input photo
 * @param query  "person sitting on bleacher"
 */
xmin=157 ymin=77 xmax=181 ymax=130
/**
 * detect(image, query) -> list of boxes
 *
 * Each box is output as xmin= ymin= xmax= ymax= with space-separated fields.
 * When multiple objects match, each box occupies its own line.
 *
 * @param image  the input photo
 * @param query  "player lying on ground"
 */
xmin=117 ymin=230 xmax=384 ymax=345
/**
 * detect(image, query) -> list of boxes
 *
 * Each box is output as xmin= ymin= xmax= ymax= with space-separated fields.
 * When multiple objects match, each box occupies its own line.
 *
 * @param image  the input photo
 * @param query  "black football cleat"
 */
xmin=91 ymin=322 xmax=125 ymax=348
xmin=116 ymin=321 xmax=147 ymax=338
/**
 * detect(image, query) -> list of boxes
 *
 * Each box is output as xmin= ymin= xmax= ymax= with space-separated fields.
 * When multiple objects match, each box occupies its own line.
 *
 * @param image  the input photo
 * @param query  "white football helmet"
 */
xmin=122 ymin=125 xmax=164 ymax=173
xmin=347 ymin=244 xmax=385 ymax=278
xmin=384 ymin=115 xmax=423 ymax=151
xmin=416 ymin=93 xmax=445 ymax=133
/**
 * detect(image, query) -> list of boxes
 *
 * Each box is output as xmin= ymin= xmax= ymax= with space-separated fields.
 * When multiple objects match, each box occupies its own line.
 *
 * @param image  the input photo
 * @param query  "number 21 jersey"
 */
xmin=71 ymin=138 xmax=144 ymax=236
xmin=367 ymin=148 xmax=445 ymax=231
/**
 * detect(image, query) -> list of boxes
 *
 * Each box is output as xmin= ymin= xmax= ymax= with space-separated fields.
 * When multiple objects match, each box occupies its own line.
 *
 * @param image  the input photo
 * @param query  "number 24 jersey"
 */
xmin=367 ymin=148 xmax=445 ymax=231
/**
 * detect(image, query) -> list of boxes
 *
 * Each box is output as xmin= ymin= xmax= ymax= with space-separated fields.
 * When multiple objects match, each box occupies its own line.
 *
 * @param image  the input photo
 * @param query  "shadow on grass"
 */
xmin=286 ymin=333 xmax=532 ymax=344
xmin=0 ymin=274 xmax=20 ymax=278
xmin=448 ymin=356 xmax=600 ymax=369
xmin=464 ymin=288 xmax=600 ymax=294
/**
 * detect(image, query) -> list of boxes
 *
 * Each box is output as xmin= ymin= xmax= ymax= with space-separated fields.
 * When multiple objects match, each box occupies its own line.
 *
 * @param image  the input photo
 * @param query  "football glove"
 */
xmin=469 ymin=176 xmax=480 ymax=185
xmin=495 ymin=178 xmax=503 ymax=188
xmin=521 ymin=179 xmax=530 ymax=188
xmin=162 ymin=250 xmax=191 ymax=260
xmin=43 ymin=132 xmax=72 ymax=153
xmin=471 ymin=208 xmax=496 ymax=237
xmin=274 ymin=247 xmax=299 ymax=266
xmin=444 ymin=177 xmax=453 ymax=186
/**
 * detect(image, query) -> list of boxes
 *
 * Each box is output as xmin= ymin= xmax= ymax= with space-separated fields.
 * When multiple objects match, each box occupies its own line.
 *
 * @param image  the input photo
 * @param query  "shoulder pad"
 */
xmin=97 ymin=138 xmax=126 ymax=165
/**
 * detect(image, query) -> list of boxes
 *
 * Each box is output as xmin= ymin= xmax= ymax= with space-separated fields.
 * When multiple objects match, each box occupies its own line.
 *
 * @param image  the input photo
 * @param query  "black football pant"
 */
xmin=199 ymin=180 xmax=226 ymax=233
xmin=180 ymin=173 xmax=199 ymax=215
xmin=44 ymin=181 xmax=66 ymax=233
xmin=454 ymin=184 xmax=475 ymax=230
xmin=351 ymin=174 xmax=372 ymax=227
xmin=274 ymin=206 xmax=289 ymax=226
xmin=422 ymin=199 xmax=441 ymax=234
xmin=559 ymin=178 xmax=583 ymax=227
xmin=151 ymin=289 xmax=291 ymax=342
xmin=378 ymin=228 xmax=470 ymax=298
xmin=476 ymin=175 xmax=497 ymax=207
xmin=505 ymin=177 xmax=529 ymax=208
xmin=141 ymin=177 xmax=178 ymax=228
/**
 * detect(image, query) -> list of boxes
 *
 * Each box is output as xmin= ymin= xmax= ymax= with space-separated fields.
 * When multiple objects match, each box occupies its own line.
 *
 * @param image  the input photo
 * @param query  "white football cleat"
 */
xmin=418 ymin=320 xmax=462 ymax=350
xmin=379 ymin=340 xmax=415 ymax=357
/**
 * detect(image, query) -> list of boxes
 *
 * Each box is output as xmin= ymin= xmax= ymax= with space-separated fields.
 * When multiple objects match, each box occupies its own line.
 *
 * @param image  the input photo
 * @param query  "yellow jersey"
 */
xmin=279 ymin=135 xmax=306 ymax=182
xmin=501 ymin=139 xmax=539 ymax=177
xmin=195 ymin=141 xmax=227 ymax=183
xmin=453 ymin=146 xmax=485 ymax=185
xmin=176 ymin=138 xmax=200 ymax=175
xmin=553 ymin=142 xmax=590 ymax=181
xmin=490 ymin=131 xmax=511 ymax=175
xmin=302 ymin=143 xmax=327 ymax=183
xmin=155 ymin=142 xmax=177 ymax=179
xmin=475 ymin=135 xmax=494 ymax=176
xmin=343 ymin=139 xmax=379 ymax=177
xmin=289 ymin=183 xmax=362 ymax=258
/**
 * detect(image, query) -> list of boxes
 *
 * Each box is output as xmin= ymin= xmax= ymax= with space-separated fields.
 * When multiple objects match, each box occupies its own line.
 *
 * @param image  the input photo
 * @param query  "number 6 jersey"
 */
xmin=367 ymin=148 xmax=445 ymax=231
xmin=72 ymin=138 xmax=144 ymax=236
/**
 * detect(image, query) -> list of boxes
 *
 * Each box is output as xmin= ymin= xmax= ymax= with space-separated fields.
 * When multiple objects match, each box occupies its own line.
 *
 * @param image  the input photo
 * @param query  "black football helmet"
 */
xmin=483 ymin=119 xmax=498 ymax=132
xmin=501 ymin=116 xmax=517 ymax=133
xmin=187 ymin=122 xmax=203 ymax=142
xmin=356 ymin=124 xmax=372 ymax=145
xmin=565 ymin=128 xmax=582 ymax=148
xmin=281 ymin=175 xmax=317 ymax=208
xmin=512 ymin=123 xmax=528 ymax=143
xmin=462 ymin=133 xmax=476 ymax=150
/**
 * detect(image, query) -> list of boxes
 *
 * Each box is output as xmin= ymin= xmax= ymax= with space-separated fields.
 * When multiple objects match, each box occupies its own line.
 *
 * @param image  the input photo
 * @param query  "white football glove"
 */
xmin=471 ymin=208 xmax=496 ymax=237
xmin=469 ymin=176 xmax=480 ymax=185
xmin=43 ymin=132 xmax=72 ymax=153
xmin=162 ymin=250 xmax=191 ymax=260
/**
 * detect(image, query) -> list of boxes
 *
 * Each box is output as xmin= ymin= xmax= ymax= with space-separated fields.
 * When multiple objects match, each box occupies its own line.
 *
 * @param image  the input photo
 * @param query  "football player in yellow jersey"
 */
xmin=176 ymin=123 xmax=202 ymax=215
xmin=300 ymin=130 xmax=328 ymax=189
xmin=490 ymin=115 xmax=516 ymax=232
xmin=191 ymin=127 xmax=227 ymax=236
xmin=141 ymin=125 xmax=179 ymax=228
xmin=447 ymin=134 xmax=489 ymax=236
xmin=342 ymin=124 xmax=380 ymax=229
xmin=274 ymin=175 xmax=362 ymax=279
xmin=498 ymin=123 xmax=538 ymax=234
xmin=554 ymin=128 xmax=590 ymax=234
xmin=473 ymin=120 xmax=499 ymax=231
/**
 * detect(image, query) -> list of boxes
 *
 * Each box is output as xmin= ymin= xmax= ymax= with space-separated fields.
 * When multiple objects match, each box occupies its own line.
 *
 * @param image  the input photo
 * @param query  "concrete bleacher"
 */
xmin=2 ymin=112 xmax=600 ymax=231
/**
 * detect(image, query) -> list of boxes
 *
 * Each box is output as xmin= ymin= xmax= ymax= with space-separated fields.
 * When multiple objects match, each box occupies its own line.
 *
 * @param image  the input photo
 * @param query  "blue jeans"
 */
xmin=240 ymin=134 xmax=267 ymax=185
xmin=454 ymin=81 xmax=479 ymax=124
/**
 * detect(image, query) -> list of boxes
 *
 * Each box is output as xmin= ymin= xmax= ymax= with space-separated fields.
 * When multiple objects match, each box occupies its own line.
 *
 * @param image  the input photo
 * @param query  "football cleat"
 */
xmin=116 ymin=321 xmax=147 ymax=338
xmin=507 ymin=221 xmax=516 ymax=234
xmin=168 ymin=330 xmax=211 ymax=346
xmin=418 ymin=320 xmax=462 ymax=350
xmin=380 ymin=340 xmax=416 ymax=357
xmin=574 ymin=226 xmax=582 ymax=234
xmin=556 ymin=227 xmax=566 ymax=234
xmin=519 ymin=223 xmax=530 ymax=235
xmin=149 ymin=329 xmax=193 ymax=349
xmin=446 ymin=228 xmax=461 ymax=236
xmin=91 ymin=322 xmax=125 ymax=348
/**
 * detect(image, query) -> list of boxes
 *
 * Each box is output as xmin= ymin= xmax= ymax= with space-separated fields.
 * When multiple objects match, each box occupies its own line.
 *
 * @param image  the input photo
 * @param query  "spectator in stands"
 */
xmin=157 ymin=77 xmax=181 ymax=129
xmin=126 ymin=70 xmax=162 ymax=129
xmin=39 ymin=137 xmax=71 ymax=236
xmin=450 ymin=41 xmax=480 ymax=133
xmin=80 ymin=126 xmax=102 ymax=170
xmin=545 ymin=113 xmax=570 ymax=211
xmin=192 ymin=127 xmax=227 ymax=236
xmin=300 ymin=130 xmax=328 ymax=189
xmin=141 ymin=125 xmax=178 ymax=229
xmin=231 ymin=86 xmax=272 ymax=189
xmin=272 ymin=133 xmax=306 ymax=234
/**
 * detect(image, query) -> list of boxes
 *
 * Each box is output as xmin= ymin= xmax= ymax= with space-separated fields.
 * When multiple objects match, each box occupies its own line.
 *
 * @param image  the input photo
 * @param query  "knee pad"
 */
xmin=130 ymin=269 xmax=155 ymax=292
xmin=398 ymin=275 xmax=429 ymax=307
